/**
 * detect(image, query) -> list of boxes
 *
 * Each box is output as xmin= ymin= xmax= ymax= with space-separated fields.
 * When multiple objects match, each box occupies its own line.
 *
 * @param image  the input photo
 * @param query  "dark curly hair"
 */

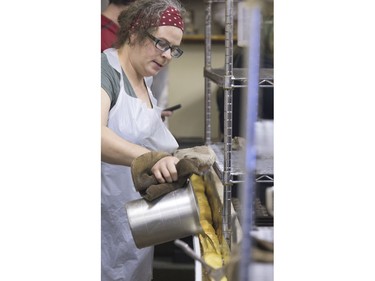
xmin=114 ymin=0 xmax=185 ymax=48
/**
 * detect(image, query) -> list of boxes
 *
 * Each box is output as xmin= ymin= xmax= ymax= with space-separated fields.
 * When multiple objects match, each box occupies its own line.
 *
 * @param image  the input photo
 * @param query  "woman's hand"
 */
xmin=161 ymin=110 xmax=173 ymax=121
xmin=151 ymin=156 xmax=180 ymax=183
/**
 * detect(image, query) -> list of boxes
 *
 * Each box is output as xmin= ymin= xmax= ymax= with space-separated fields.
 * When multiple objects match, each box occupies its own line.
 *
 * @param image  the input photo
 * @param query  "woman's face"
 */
xmin=130 ymin=26 xmax=183 ymax=77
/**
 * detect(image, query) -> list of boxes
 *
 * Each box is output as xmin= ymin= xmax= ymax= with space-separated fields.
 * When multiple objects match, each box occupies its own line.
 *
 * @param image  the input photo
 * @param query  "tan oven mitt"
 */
xmin=131 ymin=151 xmax=170 ymax=193
xmin=173 ymin=145 xmax=216 ymax=168
xmin=131 ymin=151 xmax=210 ymax=201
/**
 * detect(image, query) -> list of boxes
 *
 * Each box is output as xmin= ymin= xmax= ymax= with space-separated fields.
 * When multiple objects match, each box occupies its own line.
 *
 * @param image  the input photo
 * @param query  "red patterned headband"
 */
xmin=130 ymin=6 xmax=184 ymax=32
xmin=158 ymin=6 xmax=184 ymax=31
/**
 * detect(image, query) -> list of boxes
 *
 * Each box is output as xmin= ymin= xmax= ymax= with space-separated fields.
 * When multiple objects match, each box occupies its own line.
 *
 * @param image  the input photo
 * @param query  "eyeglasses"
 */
xmin=146 ymin=32 xmax=183 ymax=58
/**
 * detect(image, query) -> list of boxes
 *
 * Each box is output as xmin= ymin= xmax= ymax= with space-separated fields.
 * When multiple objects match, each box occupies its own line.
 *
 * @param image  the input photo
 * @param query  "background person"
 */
xmin=101 ymin=0 xmax=186 ymax=280
xmin=101 ymin=0 xmax=136 ymax=52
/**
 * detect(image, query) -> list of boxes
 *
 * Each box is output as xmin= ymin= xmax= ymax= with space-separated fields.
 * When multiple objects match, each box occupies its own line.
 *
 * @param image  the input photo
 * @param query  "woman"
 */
xmin=101 ymin=0 xmax=185 ymax=280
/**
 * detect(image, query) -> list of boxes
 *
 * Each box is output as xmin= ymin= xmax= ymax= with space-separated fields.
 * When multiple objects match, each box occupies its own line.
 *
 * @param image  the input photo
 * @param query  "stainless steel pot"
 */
xmin=125 ymin=181 xmax=202 ymax=249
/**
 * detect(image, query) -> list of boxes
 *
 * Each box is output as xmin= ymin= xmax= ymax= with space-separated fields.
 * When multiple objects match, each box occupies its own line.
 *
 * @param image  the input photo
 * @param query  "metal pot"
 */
xmin=125 ymin=180 xmax=202 ymax=249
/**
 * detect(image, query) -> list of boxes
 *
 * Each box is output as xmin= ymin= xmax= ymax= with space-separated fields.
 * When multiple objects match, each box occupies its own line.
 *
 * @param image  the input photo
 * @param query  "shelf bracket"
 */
xmin=223 ymin=75 xmax=233 ymax=90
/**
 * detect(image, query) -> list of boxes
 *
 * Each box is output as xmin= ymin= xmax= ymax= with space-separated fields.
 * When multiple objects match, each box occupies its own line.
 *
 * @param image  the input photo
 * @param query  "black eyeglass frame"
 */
xmin=146 ymin=32 xmax=183 ymax=58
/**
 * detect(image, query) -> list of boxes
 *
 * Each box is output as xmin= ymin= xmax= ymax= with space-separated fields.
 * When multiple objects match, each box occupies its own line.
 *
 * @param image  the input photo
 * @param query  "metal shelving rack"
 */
xmin=202 ymin=1 xmax=274 ymax=280
xmin=203 ymin=0 xmax=274 ymax=249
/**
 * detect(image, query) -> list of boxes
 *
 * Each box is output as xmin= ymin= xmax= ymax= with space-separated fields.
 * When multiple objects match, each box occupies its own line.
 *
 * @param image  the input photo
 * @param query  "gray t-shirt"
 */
xmin=101 ymin=53 xmax=137 ymax=109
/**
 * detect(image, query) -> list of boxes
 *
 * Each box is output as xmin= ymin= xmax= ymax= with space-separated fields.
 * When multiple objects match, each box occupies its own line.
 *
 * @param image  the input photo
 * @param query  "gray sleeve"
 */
xmin=101 ymin=53 xmax=120 ymax=109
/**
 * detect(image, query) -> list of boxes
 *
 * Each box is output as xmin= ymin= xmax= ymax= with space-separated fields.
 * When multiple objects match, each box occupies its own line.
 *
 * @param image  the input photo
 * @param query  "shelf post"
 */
xmin=204 ymin=0 xmax=213 ymax=145
xmin=239 ymin=1 xmax=262 ymax=281
xmin=221 ymin=0 xmax=235 ymax=249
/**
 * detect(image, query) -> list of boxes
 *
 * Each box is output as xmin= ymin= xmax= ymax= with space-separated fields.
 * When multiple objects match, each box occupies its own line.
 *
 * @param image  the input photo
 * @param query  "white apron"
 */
xmin=101 ymin=48 xmax=178 ymax=281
